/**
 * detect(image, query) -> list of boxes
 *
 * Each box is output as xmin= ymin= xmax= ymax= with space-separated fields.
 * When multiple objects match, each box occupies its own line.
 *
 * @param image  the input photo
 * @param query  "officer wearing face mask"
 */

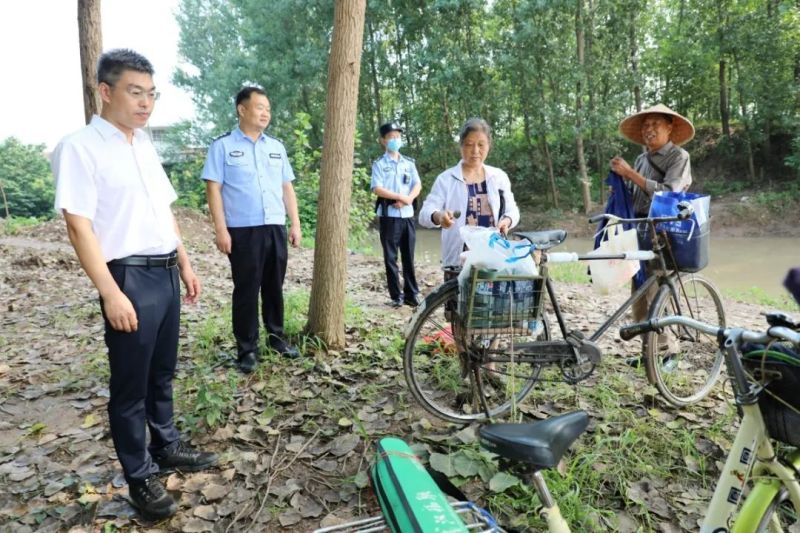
xmin=371 ymin=122 xmax=421 ymax=308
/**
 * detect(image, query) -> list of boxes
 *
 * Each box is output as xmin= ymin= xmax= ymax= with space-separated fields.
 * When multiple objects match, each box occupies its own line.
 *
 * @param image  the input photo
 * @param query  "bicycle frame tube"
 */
xmin=701 ymin=404 xmax=768 ymax=532
xmin=529 ymin=471 xmax=571 ymax=533
xmin=587 ymin=274 xmax=662 ymax=342
xmin=545 ymin=277 xmax=570 ymax=339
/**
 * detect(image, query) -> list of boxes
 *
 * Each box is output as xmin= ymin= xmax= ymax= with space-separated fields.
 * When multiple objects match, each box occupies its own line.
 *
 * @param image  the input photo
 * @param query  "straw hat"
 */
xmin=619 ymin=104 xmax=695 ymax=146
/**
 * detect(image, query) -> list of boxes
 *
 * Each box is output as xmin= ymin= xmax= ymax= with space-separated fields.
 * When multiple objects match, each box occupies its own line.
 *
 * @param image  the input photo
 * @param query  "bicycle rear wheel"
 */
xmin=645 ymin=274 xmax=726 ymax=407
xmin=403 ymin=279 xmax=547 ymax=424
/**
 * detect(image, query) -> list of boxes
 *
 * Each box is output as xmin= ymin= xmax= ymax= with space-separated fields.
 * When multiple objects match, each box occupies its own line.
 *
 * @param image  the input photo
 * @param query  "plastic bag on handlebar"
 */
xmin=587 ymin=223 xmax=641 ymax=295
xmin=458 ymin=226 xmax=537 ymax=286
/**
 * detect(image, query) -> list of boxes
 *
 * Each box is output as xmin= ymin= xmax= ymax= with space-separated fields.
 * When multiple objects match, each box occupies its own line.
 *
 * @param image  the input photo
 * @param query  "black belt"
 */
xmin=108 ymin=252 xmax=178 ymax=268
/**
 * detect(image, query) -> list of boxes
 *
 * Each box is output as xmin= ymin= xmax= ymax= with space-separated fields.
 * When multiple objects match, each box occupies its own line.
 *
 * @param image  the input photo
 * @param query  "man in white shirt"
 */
xmin=51 ymin=49 xmax=217 ymax=521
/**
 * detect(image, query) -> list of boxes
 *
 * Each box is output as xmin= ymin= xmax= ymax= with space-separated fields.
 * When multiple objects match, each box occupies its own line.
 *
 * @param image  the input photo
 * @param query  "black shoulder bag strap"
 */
xmin=645 ymin=152 xmax=667 ymax=178
xmin=427 ymin=467 xmax=522 ymax=533
xmin=498 ymin=189 xmax=506 ymax=220
xmin=426 ymin=467 xmax=469 ymax=501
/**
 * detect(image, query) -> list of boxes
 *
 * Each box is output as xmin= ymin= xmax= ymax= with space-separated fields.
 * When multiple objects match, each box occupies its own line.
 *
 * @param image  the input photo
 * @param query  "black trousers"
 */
xmin=104 ymin=259 xmax=181 ymax=484
xmin=379 ymin=217 xmax=419 ymax=301
xmin=228 ymin=225 xmax=288 ymax=356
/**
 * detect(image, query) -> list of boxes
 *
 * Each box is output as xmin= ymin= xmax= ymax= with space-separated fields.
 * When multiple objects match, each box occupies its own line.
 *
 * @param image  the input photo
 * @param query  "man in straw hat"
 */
xmin=610 ymin=103 xmax=694 ymax=218
xmin=610 ymin=104 xmax=695 ymax=359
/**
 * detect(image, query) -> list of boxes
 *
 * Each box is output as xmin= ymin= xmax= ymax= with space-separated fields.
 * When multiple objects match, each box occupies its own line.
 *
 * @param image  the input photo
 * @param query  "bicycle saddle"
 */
xmin=513 ymin=230 xmax=567 ymax=250
xmin=479 ymin=410 xmax=589 ymax=469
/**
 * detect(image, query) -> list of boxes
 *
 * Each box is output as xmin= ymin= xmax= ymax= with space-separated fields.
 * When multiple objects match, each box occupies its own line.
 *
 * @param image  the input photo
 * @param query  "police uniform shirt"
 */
xmin=201 ymin=127 xmax=296 ymax=228
xmin=52 ymin=115 xmax=179 ymax=262
xmin=370 ymin=152 xmax=420 ymax=218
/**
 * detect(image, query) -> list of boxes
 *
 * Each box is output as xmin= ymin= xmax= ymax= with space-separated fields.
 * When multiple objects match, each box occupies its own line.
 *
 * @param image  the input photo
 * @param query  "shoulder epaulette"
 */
xmin=402 ymin=154 xmax=416 ymax=163
xmin=212 ymin=131 xmax=232 ymax=142
xmin=264 ymin=133 xmax=285 ymax=145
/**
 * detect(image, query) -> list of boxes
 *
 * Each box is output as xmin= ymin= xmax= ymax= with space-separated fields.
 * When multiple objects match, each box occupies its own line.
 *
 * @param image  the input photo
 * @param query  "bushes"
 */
xmin=0 ymin=137 xmax=55 ymax=219
xmin=287 ymin=112 xmax=374 ymax=245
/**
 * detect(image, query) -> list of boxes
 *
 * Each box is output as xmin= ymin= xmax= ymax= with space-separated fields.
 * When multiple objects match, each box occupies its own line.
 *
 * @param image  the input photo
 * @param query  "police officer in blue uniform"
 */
xmin=371 ymin=122 xmax=421 ymax=307
xmin=202 ymin=86 xmax=302 ymax=373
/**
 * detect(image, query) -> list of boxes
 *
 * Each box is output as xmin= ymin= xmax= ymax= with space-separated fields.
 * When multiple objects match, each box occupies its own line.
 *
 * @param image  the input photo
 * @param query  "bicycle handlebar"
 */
xmin=588 ymin=202 xmax=694 ymax=226
xmin=619 ymin=315 xmax=800 ymax=345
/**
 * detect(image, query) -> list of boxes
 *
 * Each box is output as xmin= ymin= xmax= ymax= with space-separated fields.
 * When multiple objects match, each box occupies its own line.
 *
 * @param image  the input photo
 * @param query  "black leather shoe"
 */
xmin=625 ymin=354 xmax=676 ymax=369
xmin=403 ymin=294 xmax=421 ymax=307
xmin=279 ymin=344 xmax=300 ymax=359
xmin=625 ymin=356 xmax=643 ymax=368
xmin=129 ymin=475 xmax=177 ymax=520
xmin=153 ymin=441 xmax=218 ymax=474
xmin=238 ymin=351 xmax=257 ymax=373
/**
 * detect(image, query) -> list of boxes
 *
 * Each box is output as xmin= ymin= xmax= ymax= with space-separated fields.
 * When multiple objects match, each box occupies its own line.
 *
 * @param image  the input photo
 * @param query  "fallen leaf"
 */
xmin=194 ymin=504 xmax=218 ymax=521
xmin=489 ymin=471 xmax=520 ymax=493
xmin=201 ymin=484 xmax=227 ymax=502
xmin=290 ymin=492 xmax=324 ymax=518
xmin=330 ymin=434 xmax=359 ymax=457
xmin=429 ymin=453 xmax=456 ymax=477
xmin=80 ymin=414 xmax=98 ymax=429
xmin=278 ymin=510 xmax=303 ymax=527
xmin=182 ymin=517 xmax=213 ymax=532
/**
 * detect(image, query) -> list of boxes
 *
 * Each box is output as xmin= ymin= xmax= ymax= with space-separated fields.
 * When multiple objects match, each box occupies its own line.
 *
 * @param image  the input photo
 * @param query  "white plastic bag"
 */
xmin=458 ymin=226 xmax=538 ymax=285
xmin=588 ymin=224 xmax=641 ymax=294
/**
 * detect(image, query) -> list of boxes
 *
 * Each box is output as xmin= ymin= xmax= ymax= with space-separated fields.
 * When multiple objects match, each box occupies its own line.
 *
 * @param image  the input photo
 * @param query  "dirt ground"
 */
xmin=0 ymin=207 xmax=792 ymax=532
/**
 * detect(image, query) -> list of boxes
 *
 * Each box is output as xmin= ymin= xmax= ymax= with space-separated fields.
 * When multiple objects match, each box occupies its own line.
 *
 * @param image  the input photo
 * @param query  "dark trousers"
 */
xmin=379 ymin=217 xmax=419 ymax=301
xmin=104 ymin=261 xmax=181 ymax=484
xmin=228 ymin=225 xmax=288 ymax=356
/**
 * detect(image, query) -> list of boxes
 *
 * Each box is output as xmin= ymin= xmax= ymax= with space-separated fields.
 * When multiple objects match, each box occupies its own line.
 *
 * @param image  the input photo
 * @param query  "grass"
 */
xmin=546 ymin=261 xmax=591 ymax=284
xmin=723 ymin=286 xmax=796 ymax=309
xmin=0 ymin=215 xmax=45 ymax=235
xmin=51 ymin=271 xmax=754 ymax=530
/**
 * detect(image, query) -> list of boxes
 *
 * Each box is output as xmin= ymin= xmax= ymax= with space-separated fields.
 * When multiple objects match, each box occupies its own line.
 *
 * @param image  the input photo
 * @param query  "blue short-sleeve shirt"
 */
xmin=201 ymin=127 xmax=296 ymax=227
xmin=370 ymin=153 xmax=420 ymax=218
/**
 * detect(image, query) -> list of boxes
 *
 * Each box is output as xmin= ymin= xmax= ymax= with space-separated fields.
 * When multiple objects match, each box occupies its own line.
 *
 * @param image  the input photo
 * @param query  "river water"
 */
xmin=369 ymin=229 xmax=800 ymax=298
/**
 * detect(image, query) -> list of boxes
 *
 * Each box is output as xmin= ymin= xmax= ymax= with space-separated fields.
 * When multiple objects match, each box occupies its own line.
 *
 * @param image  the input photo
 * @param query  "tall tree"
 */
xmin=575 ymin=0 xmax=591 ymax=213
xmin=307 ymin=0 xmax=366 ymax=348
xmin=78 ymin=0 xmax=102 ymax=124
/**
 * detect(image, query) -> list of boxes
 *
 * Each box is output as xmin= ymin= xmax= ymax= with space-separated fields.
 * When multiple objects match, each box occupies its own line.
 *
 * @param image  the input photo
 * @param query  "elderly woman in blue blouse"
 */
xmin=419 ymin=118 xmax=520 ymax=273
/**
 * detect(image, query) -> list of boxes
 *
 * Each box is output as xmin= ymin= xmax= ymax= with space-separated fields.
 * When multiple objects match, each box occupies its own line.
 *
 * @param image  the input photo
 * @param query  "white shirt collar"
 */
xmin=90 ymin=115 xmax=148 ymax=143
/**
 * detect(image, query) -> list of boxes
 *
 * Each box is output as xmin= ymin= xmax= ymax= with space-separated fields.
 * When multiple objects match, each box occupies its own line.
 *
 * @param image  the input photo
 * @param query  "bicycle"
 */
xmin=477 ymin=312 xmax=800 ymax=532
xmin=403 ymin=205 xmax=726 ymax=423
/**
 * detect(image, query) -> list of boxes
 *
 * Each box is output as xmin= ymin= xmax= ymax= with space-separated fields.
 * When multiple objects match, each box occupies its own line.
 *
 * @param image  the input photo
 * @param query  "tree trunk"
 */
xmin=78 ymin=0 xmax=102 ymax=124
xmin=575 ymin=0 xmax=591 ymax=214
xmin=737 ymin=90 xmax=756 ymax=181
xmin=366 ymin=18 xmax=382 ymax=130
xmin=796 ymin=0 xmax=800 ymax=109
xmin=539 ymin=134 xmax=558 ymax=209
xmin=306 ymin=0 xmax=366 ymax=349
xmin=719 ymin=60 xmax=730 ymax=137
xmin=0 ymin=180 xmax=9 ymax=218
xmin=628 ymin=8 xmax=642 ymax=111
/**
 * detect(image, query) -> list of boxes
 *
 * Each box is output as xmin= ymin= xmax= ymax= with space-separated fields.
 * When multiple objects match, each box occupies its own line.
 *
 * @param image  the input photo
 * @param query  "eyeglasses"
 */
xmin=125 ymin=86 xmax=160 ymax=102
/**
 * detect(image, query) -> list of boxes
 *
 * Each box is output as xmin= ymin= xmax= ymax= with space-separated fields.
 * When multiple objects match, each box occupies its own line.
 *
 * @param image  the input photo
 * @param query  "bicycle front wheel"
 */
xmin=403 ymin=279 xmax=545 ymax=424
xmin=645 ymin=274 xmax=726 ymax=407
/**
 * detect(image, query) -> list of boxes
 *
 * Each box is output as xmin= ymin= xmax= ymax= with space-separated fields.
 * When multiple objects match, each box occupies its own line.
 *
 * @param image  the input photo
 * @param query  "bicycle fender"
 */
xmin=730 ymin=478 xmax=782 ymax=533
xmin=731 ymin=451 xmax=800 ymax=533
